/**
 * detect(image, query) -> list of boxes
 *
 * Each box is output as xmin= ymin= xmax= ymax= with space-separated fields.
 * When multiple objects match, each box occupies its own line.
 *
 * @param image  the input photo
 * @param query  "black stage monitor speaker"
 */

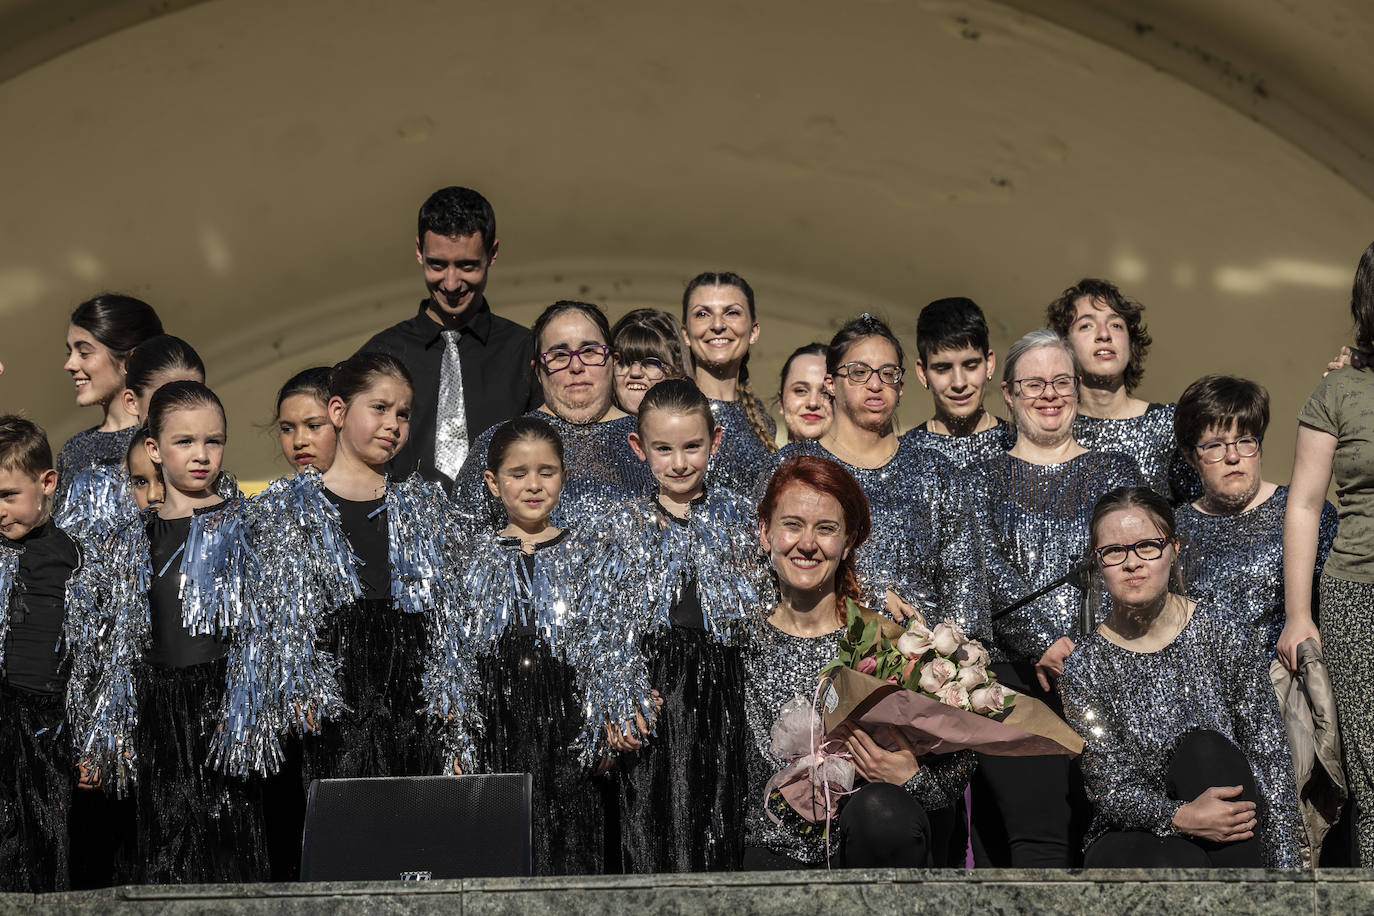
xmin=299 ymin=773 xmax=533 ymax=881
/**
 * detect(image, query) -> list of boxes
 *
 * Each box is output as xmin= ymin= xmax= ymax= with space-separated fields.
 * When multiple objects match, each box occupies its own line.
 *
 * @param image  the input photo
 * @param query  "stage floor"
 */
xmin=4 ymin=869 xmax=1372 ymax=914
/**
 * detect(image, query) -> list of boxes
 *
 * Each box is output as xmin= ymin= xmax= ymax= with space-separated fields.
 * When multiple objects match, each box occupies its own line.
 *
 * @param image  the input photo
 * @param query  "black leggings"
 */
xmin=1084 ymin=729 xmax=1265 ymax=868
xmin=743 ymin=783 xmax=932 ymax=870
xmin=972 ymin=661 xmax=1090 ymax=867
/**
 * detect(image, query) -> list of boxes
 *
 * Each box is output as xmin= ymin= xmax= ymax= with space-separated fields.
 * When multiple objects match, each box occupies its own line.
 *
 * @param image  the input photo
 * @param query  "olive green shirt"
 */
xmin=1299 ymin=365 xmax=1374 ymax=583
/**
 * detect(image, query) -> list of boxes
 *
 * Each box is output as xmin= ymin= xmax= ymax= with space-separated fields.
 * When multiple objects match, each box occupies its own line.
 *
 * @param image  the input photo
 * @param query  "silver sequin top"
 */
xmin=451 ymin=411 xmax=655 ymax=529
xmin=1073 ymin=404 xmax=1200 ymax=503
xmin=901 ymin=417 xmax=1014 ymax=469
xmin=966 ymin=451 xmax=1143 ymax=662
xmin=743 ymin=620 xmax=974 ymax=863
xmin=1059 ymin=602 xmax=1302 ymax=867
xmin=764 ymin=439 xmax=987 ymax=638
xmin=708 ymin=398 xmax=777 ymax=495
xmin=55 ymin=426 xmax=139 ymax=509
xmin=1176 ymin=487 xmax=1337 ymax=657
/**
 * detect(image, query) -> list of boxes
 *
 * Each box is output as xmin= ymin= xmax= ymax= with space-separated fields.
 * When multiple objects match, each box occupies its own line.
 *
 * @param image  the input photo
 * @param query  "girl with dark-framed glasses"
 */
xmin=1060 ymin=486 xmax=1301 ymax=868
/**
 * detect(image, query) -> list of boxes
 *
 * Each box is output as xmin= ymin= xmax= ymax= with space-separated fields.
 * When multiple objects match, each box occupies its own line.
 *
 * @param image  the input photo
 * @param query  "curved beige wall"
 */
xmin=0 ymin=0 xmax=1369 ymax=483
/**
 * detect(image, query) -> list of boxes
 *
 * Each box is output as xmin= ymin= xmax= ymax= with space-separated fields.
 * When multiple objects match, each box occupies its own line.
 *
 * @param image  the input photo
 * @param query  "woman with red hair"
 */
xmin=740 ymin=454 xmax=973 ymax=869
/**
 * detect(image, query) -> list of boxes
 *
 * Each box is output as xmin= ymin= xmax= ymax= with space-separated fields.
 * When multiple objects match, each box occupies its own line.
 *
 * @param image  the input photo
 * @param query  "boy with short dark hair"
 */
xmin=0 ymin=415 xmax=87 ymax=892
xmin=904 ymin=297 xmax=1014 ymax=466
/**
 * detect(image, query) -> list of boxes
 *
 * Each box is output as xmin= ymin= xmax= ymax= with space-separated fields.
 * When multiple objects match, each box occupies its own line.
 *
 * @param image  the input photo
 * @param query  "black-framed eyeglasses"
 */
xmin=538 ymin=344 xmax=611 ymax=373
xmin=1013 ymin=375 xmax=1078 ymax=398
xmin=612 ymin=355 xmax=670 ymax=380
xmin=836 ymin=361 xmax=904 ymax=386
xmin=1095 ymin=537 xmax=1169 ymax=567
xmin=1195 ymin=435 xmax=1262 ymax=463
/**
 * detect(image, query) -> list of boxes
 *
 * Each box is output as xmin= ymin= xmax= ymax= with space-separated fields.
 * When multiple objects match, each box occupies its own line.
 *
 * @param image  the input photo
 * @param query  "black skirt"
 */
xmin=0 ymin=683 xmax=71 ymax=893
xmin=616 ymin=626 xmax=748 ymax=873
xmin=131 ymin=657 xmax=267 ymax=884
xmin=475 ymin=630 xmax=603 ymax=877
xmin=304 ymin=599 xmax=432 ymax=781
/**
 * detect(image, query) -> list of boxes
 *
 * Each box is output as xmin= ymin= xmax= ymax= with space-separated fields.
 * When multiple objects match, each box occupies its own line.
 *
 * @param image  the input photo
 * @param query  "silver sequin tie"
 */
xmin=435 ymin=329 xmax=468 ymax=479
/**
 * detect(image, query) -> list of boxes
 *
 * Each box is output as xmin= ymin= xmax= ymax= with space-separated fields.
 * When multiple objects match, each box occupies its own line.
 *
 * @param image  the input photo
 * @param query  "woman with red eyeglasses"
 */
xmin=450 ymin=300 xmax=654 ymax=528
xmin=1059 ymin=486 xmax=1301 ymax=868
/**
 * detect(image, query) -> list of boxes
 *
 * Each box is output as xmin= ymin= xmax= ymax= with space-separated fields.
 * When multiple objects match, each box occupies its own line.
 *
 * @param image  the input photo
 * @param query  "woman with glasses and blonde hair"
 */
xmin=451 ymin=300 xmax=654 ymax=527
xmin=1060 ymin=486 xmax=1300 ymax=868
xmin=964 ymin=328 xmax=1142 ymax=867
xmin=609 ymin=308 xmax=693 ymax=415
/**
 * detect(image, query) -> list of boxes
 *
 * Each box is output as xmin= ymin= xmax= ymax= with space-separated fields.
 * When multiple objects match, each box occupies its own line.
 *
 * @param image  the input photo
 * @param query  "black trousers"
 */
xmin=742 ymin=782 xmax=933 ymax=870
xmin=971 ymin=661 xmax=1090 ymax=867
xmin=1084 ymin=728 xmax=1265 ymax=868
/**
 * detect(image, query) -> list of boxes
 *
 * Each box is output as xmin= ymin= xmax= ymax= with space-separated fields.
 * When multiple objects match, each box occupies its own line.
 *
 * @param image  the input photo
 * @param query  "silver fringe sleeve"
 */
xmin=566 ymin=511 xmax=659 ymax=763
xmin=69 ymin=514 xmax=153 ymax=792
xmin=209 ymin=471 xmax=359 ymax=776
xmin=386 ymin=475 xmax=466 ymax=616
xmin=52 ymin=464 xmax=136 ymax=542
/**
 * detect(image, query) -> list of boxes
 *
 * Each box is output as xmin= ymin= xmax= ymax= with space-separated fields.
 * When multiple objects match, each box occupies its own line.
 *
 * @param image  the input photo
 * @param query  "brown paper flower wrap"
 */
xmin=768 ymin=600 xmax=1084 ymax=824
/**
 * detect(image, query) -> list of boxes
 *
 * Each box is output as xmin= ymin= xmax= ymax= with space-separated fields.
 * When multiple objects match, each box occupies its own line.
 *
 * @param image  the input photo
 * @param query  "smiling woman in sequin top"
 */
xmin=680 ymin=273 xmax=778 ymax=492
xmin=742 ymin=454 xmax=973 ymax=870
xmin=1046 ymin=279 xmax=1199 ymax=503
xmin=1060 ymin=486 xmax=1301 ymax=868
xmin=965 ymin=328 xmax=1141 ymax=868
xmin=56 ymin=294 xmax=163 ymax=506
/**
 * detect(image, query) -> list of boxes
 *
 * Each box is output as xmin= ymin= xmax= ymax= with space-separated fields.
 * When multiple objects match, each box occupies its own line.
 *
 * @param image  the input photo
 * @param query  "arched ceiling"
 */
xmin=0 ymin=0 xmax=1370 ymax=482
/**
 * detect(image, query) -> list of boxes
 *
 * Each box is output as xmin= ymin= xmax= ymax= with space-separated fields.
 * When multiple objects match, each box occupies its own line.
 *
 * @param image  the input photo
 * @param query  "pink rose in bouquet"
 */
xmin=956 ymin=641 xmax=990 ymax=667
xmin=970 ymin=682 xmax=1007 ymax=715
xmin=895 ymin=625 xmax=935 ymax=659
xmin=931 ymin=621 xmax=966 ymax=657
xmin=918 ymin=657 xmax=957 ymax=693
xmin=956 ymin=663 xmax=989 ymax=692
xmin=856 ymin=655 xmax=878 ymax=675
xmin=936 ymin=681 xmax=971 ymax=710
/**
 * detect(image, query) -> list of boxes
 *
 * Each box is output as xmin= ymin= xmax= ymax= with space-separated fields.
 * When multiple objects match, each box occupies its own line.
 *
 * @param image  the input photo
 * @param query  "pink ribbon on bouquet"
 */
xmin=762 ymin=679 xmax=857 ymax=865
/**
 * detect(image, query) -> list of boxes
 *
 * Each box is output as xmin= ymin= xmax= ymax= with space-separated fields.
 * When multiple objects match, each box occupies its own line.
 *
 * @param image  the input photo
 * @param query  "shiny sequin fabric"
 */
xmin=1072 ymin=404 xmax=1200 ymax=503
xmin=742 ymin=620 xmax=973 ymax=864
xmin=1059 ymin=602 xmax=1302 ymax=867
xmin=708 ymin=398 xmax=776 ymax=494
xmin=55 ymin=426 xmax=138 ymax=509
xmin=764 ymin=439 xmax=986 ymax=638
xmin=966 ymin=451 xmax=1143 ymax=663
xmin=1177 ymin=487 xmax=1337 ymax=656
xmin=901 ymin=417 xmax=1014 ymax=469
xmin=451 ymin=412 xmax=655 ymax=529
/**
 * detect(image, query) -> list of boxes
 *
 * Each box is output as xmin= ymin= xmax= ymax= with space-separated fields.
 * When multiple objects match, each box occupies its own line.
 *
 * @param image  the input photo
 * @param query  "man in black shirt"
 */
xmin=358 ymin=187 xmax=540 ymax=488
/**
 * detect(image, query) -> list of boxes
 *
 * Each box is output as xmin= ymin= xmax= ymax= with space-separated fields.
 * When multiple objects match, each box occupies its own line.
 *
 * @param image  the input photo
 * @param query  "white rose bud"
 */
xmin=956 ymin=664 xmax=988 ymax=691
xmin=937 ymin=682 xmax=971 ymax=710
xmin=932 ymin=621 xmax=966 ymax=657
xmin=918 ymin=657 xmax=957 ymax=693
xmin=956 ymin=640 xmax=990 ymax=667
xmin=971 ymin=683 xmax=1007 ymax=715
